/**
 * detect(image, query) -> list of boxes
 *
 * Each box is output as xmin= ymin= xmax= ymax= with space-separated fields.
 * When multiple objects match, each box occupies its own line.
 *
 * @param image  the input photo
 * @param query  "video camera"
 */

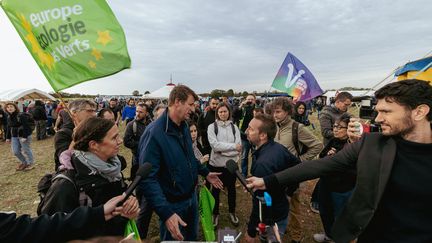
xmin=356 ymin=96 xmax=381 ymax=133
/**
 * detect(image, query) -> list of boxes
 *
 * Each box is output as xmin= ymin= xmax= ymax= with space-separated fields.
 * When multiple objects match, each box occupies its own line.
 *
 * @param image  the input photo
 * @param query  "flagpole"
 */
xmin=55 ymin=91 xmax=74 ymax=126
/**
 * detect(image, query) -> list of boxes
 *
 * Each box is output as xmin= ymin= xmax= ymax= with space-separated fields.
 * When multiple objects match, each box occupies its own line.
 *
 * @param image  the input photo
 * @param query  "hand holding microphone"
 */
xmin=226 ymin=159 xmax=255 ymax=197
xmin=117 ymin=162 xmax=152 ymax=207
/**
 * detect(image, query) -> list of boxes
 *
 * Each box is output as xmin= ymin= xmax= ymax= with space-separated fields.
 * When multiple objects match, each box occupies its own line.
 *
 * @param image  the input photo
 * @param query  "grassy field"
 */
xmin=0 ymin=110 xmax=334 ymax=242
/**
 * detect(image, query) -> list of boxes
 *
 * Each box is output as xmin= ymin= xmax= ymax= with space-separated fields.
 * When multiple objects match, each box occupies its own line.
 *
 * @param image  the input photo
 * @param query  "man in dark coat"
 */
xmin=247 ymin=79 xmax=432 ymax=243
xmin=197 ymin=97 xmax=219 ymax=154
xmin=53 ymin=100 xmax=96 ymax=171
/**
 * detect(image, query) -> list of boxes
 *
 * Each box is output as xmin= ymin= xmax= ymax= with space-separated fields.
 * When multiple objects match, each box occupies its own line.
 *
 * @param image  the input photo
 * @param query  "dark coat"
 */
xmin=263 ymin=133 xmax=403 ymax=243
xmin=39 ymin=154 xmax=128 ymax=236
xmin=248 ymin=139 xmax=300 ymax=237
xmin=138 ymin=109 xmax=210 ymax=222
xmin=239 ymin=104 xmax=254 ymax=139
xmin=32 ymin=102 xmax=47 ymax=121
xmin=0 ymin=205 xmax=106 ymax=243
xmin=197 ymin=109 xmax=216 ymax=154
xmin=54 ymin=127 xmax=74 ymax=170
xmin=6 ymin=112 xmax=32 ymax=139
xmin=123 ymin=117 xmax=151 ymax=156
xmin=319 ymin=105 xmax=346 ymax=145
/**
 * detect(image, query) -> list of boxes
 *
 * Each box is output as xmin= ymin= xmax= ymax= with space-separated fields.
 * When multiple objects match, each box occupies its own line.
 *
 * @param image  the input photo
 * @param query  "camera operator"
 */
xmin=247 ymin=79 xmax=432 ymax=243
xmin=239 ymin=94 xmax=256 ymax=178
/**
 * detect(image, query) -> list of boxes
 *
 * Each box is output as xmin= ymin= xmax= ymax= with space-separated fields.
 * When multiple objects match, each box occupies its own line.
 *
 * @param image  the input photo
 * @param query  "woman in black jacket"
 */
xmin=292 ymin=101 xmax=311 ymax=126
xmin=40 ymin=117 xmax=139 ymax=237
xmin=4 ymin=102 xmax=34 ymax=171
xmin=313 ymin=113 xmax=356 ymax=243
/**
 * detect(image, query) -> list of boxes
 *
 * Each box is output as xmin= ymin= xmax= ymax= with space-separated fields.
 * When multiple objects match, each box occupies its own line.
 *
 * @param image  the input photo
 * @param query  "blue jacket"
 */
xmin=137 ymin=109 xmax=209 ymax=222
xmin=121 ymin=105 xmax=136 ymax=121
xmin=248 ymin=139 xmax=300 ymax=237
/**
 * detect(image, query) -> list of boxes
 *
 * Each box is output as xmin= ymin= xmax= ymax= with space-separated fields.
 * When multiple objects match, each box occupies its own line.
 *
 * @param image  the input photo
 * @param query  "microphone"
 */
xmin=117 ymin=162 xmax=152 ymax=206
xmin=226 ymin=159 xmax=255 ymax=197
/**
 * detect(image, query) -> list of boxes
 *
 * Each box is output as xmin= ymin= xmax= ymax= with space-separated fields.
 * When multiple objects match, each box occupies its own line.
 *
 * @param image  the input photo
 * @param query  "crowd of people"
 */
xmin=0 ymin=79 xmax=431 ymax=243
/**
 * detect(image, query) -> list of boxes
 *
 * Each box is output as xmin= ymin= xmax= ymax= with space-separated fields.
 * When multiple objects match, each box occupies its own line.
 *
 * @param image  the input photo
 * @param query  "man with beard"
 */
xmin=124 ymin=103 xmax=153 ymax=239
xmin=108 ymin=98 xmax=122 ymax=126
xmin=198 ymin=97 xmax=219 ymax=154
xmin=246 ymin=79 xmax=432 ymax=243
xmin=319 ymin=92 xmax=353 ymax=145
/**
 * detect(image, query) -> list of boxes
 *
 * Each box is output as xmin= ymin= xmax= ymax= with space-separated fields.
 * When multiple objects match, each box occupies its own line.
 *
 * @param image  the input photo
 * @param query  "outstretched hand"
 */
xmin=246 ymin=176 xmax=266 ymax=191
xmin=165 ymin=213 xmax=187 ymax=241
xmin=206 ymin=172 xmax=223 ymax=189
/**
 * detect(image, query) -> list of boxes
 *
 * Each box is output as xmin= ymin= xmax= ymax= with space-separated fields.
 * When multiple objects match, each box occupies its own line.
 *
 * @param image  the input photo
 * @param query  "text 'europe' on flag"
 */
xmin=272 ymin=52 xmax=323 ymax=102
xmin=1 ymin=0 xmax=131 ymax=92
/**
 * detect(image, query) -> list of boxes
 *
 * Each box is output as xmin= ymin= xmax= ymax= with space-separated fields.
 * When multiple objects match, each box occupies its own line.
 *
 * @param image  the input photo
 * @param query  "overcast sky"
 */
xmin=1 ymin=0 xmax=431 ymax=95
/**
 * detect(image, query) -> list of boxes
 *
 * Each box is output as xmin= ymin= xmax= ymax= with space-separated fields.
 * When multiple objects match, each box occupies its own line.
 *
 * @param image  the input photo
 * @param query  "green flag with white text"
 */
xmin=1 ymin=0 xmax=131 ymax=91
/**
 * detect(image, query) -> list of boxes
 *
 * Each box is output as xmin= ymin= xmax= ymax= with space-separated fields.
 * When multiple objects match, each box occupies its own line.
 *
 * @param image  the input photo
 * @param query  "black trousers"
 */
xmin=208 ymin=164 xmax=237 ymax=215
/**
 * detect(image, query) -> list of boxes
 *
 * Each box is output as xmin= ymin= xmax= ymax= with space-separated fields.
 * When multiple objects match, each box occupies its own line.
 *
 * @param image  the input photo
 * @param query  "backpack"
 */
xmin=36 ymin=170 xmax=94 ymax=216
xmin=292 ymin=121 xmax=309 ymax=157
xmin=213 ymin=121 xmax=236 ymax=138
xmin=18 ymin=112 xmax=36 ymax=132
xmin=36 ymin=171 xmax=77 ymax=215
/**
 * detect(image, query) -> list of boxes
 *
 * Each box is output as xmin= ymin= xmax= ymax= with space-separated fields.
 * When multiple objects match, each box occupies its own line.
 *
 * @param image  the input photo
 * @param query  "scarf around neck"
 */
xmin=73 ymin=150 xmax=122 ymax=182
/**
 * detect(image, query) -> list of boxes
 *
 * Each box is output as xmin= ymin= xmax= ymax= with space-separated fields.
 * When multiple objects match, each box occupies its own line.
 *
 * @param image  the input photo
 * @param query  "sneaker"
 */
xmin=23 ymin=164 xmax=35 ymax=171
xmin=15 ymin=164 xmax=26 ymax=171
xmin=229 ymin=213 xmax=239 ymax=226
xmin=313 ymin=233 xmax=334 ymax=243
xmin=212 ymin=214 xmax=219 ymax=228
xmin=310 ymin=201 xmax=320 ymax=214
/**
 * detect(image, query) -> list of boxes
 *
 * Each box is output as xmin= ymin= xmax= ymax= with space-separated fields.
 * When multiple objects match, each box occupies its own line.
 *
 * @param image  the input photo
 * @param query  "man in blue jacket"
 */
xmin=138 ymin=85 xmax=223 ymax=241
xmin=244 ymin=113 xmax=300 ymax=242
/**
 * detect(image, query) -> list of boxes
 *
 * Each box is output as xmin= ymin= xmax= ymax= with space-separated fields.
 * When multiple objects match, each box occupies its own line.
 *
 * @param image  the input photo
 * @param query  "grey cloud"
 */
xmin=64 ymin=0 xmax=432 ymax=94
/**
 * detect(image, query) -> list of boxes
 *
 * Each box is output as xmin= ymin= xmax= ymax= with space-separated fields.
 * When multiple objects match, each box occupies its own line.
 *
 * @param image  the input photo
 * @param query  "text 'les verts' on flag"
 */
xmin=272 ymin=52 xmax=323 ymax=102
xmin=1 ymin=0 xmax=131 ymax=92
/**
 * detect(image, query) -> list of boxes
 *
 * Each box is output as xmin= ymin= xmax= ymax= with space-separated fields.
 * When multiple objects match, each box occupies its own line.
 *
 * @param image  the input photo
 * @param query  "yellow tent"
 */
xmin=395 ymin=56 xmax=432 ymax=84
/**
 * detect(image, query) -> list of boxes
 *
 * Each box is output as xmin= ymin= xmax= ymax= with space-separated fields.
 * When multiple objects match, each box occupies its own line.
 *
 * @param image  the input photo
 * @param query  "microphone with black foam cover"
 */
xmin=117 ymin=162 xmax=152 ymax=206
xmin=226 ymin=159 xmax=255 ymax=197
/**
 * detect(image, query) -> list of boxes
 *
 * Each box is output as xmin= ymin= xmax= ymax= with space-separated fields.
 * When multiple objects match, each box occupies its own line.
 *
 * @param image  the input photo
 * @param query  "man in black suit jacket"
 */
xmin=247 ymin=79 xmax=432 ymax=243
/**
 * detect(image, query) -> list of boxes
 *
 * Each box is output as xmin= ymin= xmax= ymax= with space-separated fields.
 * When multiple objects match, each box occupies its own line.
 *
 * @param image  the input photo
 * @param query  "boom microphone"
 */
xmin=226 ymin=159 xmax=255 ymax=197
xmin=117 ymin=162 xmax=152 ymax=206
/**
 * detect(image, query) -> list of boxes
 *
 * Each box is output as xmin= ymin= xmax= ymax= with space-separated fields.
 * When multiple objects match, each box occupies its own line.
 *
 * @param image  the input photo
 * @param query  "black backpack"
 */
xmin=36 ymin=170 xmax=77 ymax=215
xmin=292 ymin=121 xmax=309 ymax=157
xmin=18 ymin=112 xmax=36 ymax=132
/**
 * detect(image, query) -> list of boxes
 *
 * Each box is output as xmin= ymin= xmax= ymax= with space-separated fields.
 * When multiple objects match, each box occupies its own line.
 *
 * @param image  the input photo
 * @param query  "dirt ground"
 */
xmin=0 ymin=111 xmax=327 ymax=242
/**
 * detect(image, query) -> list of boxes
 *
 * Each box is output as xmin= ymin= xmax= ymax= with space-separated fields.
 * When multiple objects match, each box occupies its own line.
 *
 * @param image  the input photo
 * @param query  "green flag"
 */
xmin=1 ymin=0 xmax=131 ymax=91
xmin=199 ymin=184 xmax=216 ymax=241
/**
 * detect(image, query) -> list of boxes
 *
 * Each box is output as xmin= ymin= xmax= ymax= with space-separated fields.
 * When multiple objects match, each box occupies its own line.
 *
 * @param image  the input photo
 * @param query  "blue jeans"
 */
xmin=276 ymin=218 xmax=288 ymax=236
xmin=159 ymin=192 xmax=199 ymax=241
xmin=331 ymin=190 xmax=353 ymax=217
xmin=11 ymin=136 xmax=33 ymax=165
xmin=241 ymin=138 xmax=252 ymax=177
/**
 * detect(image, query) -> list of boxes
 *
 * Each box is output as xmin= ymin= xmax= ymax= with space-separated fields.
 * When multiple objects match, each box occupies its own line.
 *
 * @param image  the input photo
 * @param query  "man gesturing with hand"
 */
xmin=138 ymin=85 xmax=223 ymax=241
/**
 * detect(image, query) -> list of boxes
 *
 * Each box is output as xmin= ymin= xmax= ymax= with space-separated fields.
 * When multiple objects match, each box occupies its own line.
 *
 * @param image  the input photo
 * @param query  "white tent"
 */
xmin=143 ymin=83 xmax=175 ymax=99
xmin=0 ymin=88 xmax=56 ymax=101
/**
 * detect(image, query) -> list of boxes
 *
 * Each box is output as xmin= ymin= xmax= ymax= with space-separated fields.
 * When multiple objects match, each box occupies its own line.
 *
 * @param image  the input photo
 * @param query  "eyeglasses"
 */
xmin=79 ymin=109 xmax=97 ymax=113
xmin=333 ymin=124 xmax=347 ymax=130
